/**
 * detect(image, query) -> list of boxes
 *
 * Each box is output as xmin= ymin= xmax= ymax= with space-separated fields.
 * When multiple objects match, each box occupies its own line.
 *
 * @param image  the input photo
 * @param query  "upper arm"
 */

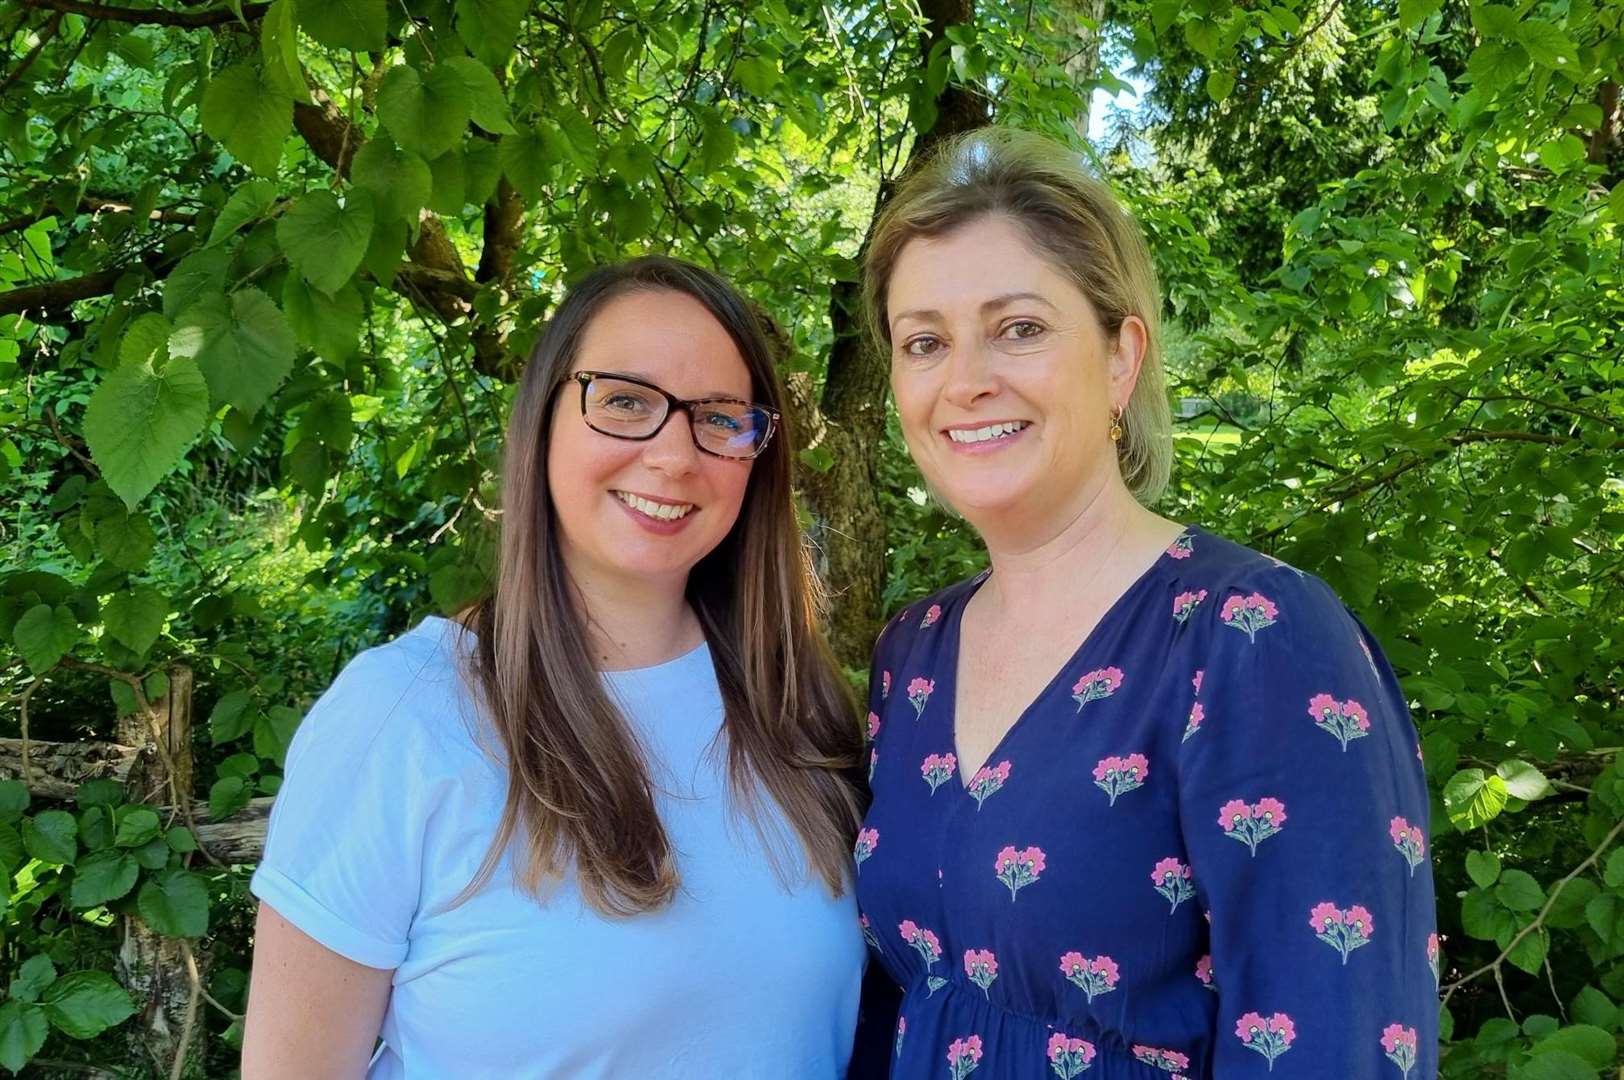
xmin=241 ymin=901 xmax=393 ymax=1079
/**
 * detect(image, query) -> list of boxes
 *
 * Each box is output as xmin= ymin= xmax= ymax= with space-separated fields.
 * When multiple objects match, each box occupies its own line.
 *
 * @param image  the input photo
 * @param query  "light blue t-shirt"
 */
xmin=250 ymin=616 xmax=864 ymax=1078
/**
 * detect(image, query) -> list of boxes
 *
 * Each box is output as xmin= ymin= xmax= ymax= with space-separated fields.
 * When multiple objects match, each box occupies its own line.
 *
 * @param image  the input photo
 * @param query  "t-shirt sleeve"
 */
xmin=1176 ymin=568 xmax=1438 ymax=1077
xmin=250 ymin=647 xmax=430 ymax=969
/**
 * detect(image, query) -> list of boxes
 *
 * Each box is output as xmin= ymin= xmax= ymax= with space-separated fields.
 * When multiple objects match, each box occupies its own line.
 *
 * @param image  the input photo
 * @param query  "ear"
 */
xmin=1108 ymin=315 xmax=1149 ymax=409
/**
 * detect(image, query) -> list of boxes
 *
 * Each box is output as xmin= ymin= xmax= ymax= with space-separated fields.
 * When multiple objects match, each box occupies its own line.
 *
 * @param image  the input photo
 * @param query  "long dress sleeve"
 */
xmin=1177 ymin=567 xmax=1438 ymax=1077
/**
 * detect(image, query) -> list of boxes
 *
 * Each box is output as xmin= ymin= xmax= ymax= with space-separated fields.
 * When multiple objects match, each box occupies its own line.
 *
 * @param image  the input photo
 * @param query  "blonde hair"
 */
xmin=862 ymin=126 xmax=1172 ymax=504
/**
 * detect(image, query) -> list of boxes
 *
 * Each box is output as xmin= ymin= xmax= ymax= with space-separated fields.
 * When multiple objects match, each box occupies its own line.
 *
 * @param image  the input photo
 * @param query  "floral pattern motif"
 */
xmin=1167 ymin=533 xmax=1195 ymax=559
xmin=1132 ymin=1045 xmax=1191 ymax=1073
xmin=1172 ymin=588 xmax=1207 ymax=622
xmin=1427 ymin=933 xmax=1440 ymax=987
xmin=1220 ymin=591 xmax=1279 ymax=642
xmin=1182 ymin=701 xmax=1205 ymax=742
xmin=1151 ymin=856 xmax=1197 ymax=912
xmin=1059 ymin=952 xmax=1120 ymax=1002
xmin=1218 ymin=797 xmax=1287 ymax=855
xmin=1308 ymin=692 xmax=1372 ymax=750
xmin=946 ymin=1035 xmax=983 ymax=1079
xmin=1047 ymin=1033 xmax=1096 ymax=1078
xmin=963 ymin=949 xmax=997 ymax=996
xmin=921 ymin=753 xmax=958 ymax=794
xmin=1070 ymin=666 xmax=1123 ymax=711
xmin=1381 ymin=1023 xmax=1418 ymax=1077
xmin=854 ymin=827 xmax=878 ymax=868
xmin=907 ymin=676 xmax=933 ymax=718
xmin=1310 ymin=901 xmax=1374 ymax=963
xmin=1390 ymin=816 xmax=1426 ymax=874
xmin=920 ymin=604 xmax=942 ymax=628
xmin=994 ymin=845 xmax=1046 ymax=900
xmin=1092 ymin=753 xmax=1148 ymax=805
xmin=966 ymin=760 xmax=1011 ymax=810
xmin=1195 ymin=954 xmax=1216 ymax=992
xmin=1236 ymin=1012 xmax=1296 ymax=1069
xmin=900 ymin=918 xmax=948 ymax=995
xmin=867 ymin=711 xmax=881 ymax=742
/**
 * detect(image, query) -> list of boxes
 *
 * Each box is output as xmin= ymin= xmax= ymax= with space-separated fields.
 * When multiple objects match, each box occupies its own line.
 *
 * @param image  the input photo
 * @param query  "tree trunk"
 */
xmin=1061 ymin=0 xmax=1108 ymax=142
xmin=800 ymin=0 xmax=990 ymax=670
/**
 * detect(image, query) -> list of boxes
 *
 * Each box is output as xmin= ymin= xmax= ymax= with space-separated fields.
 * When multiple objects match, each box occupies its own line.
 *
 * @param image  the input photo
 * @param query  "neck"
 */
xmin=970 ymin=468 xmax=1164 ymax=612
xmin=565 ymin=562 xmax=702 ymax=671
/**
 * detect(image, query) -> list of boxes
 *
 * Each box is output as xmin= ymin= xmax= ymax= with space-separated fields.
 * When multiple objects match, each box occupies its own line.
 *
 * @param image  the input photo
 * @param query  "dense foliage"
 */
xmin=1 ymin=0 xmax=1620 ymax=1074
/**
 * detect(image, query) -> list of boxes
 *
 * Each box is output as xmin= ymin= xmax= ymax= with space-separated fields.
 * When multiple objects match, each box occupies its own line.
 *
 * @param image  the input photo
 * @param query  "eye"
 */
xmin=698 ymin=409 xmax=744 ymax=432
xmin=999 ymin=319 xmax=1046 ymax=340
xmin=601 ymin=392 xmax=653 ymax=414
xmin=902 ymin=335 xmax=942 ymax=357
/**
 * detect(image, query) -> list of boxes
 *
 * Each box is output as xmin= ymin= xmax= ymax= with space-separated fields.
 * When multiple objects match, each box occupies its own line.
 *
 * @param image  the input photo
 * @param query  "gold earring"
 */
xmin=1109 ymin=405 xmax=1124 ymax=443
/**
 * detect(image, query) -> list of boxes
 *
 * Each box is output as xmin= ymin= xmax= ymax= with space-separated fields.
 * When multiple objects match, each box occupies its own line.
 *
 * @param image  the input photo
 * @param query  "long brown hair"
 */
xmin=459 ymin=255 xmax=863 ymax=916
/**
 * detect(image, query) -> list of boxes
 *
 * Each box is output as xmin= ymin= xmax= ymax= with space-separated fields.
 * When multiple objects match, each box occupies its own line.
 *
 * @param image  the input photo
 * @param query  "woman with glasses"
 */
xmin=852 ymin=128 xmax=1438 ymax=1079
xmin=242 ymin=256 xmax=867 ymax=1078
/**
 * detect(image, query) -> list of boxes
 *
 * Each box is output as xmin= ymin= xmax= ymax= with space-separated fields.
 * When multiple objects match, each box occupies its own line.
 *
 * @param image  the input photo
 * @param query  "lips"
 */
xmin=944 ymin=420 xmax=1031 ymax=444
xmin=612 ymin=490 xmax=696 ymax=521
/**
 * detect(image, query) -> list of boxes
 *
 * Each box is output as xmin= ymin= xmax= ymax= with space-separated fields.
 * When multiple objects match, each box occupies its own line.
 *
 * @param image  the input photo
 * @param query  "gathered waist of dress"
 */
xmin=894 ymin=973 xmax=1198 ymax=1080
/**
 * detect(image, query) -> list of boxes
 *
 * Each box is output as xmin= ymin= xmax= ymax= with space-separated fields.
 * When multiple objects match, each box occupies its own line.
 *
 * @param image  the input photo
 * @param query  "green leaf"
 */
xmin=1609 ymin=183 xmax=1624 ymax=225
xmin=11 ymin=956 xmax=56 ymax=1003
xmin=283 ymin=274 xmax=363 ymax=362
xmin=161 ymin=247 xmax=230 ymax=320
xmin=497 ymin=129 xmax=552 ymax=199
xmin=1546 ymin=877 xmax=1597 ymax=929
xmin=119 ymin=312 xmax=172 ymax=368
xmin=378 ymin=63 xmax=473 ymax=159
xmin=84 ymin=350 xmax=208 ymax=509
xmin=362 ymin=217 xmax=407 ymax=285
xmin=101 ymin=585 xmax=167 ymax=656
xmin=1532 ymin=1025 xmax=1618 ymax=1068
xmin=208 ymin=179 xmax=280 ymax=246
xmin=464 ymin=138 xmax=501 ymax=205
xmin=427 ymin=147 xmax=467 ymax=214
xmin=1509 ymin=1050 xmax=1599 ymax=1080
xmin=114 ymin=807 xmax=161 ymax=848
xmin=131 ymin=836 xmax=170 ymax=870
xmin=254 ymin=705 xmax=301 ymax=765
xmin=1467 ymin=849 xmax=1502 ymax=888
xmin=22 ymin=809 xmax=78 ymax=864
xmin=209 ymin=689 xmax=255 ymax=745
xmin=1206 ymin=69 xmax=1235 ymax=103
xmin=697 ymin=112 xmax=736 ymax=175
xmin=351 ymin=135 xmax=433 ymax=223
xmin=439 ymin=56 xmax=515 ymax=134
xmin=299 ymin=0 xmax=386 ymax=51
xmin=90 ymin=506 xmax=157 ymax=570
xmin=14 ymin=603 xmax=79 ymax=674
xmin=1470 ymin=4 xmax=1519 ymax=37
xmin=78 ymin=805 xmax=113 ymax=852
xmin=137 ymin=869 xmax=210 ymax=938
xmin=298 ymin=392 xmax=354 ymax=452
xmin=69 ymin=850 xmax=140 ymax=908
xmin=41 ymin=972 xmax=136 ymax=1039
xmin=1508 ymin=927 xmax=1549 ymax=974
xmin=276 ymin=189 xmax=374 ymax=296
xmin=169 ymin=289 xmax=296 ymax=417
xmin=455 ymin=0 xmax=525 ymax=64
xmin=166 ymin=826 xmax=197 ymax=853
xmin=200 ymin=64 xmax=292 ymax=175
xmin=733 ymin=56 xmax=778 ymax=97
xmin=0 ymin=822 xmax=22 ymax=879
xmin=260 ymin=0 xmax=311 ymax=103
xmin=1497 ymin=868 xmax=1546 ymax=911
xmin=1537 ymin=135 xmax=1588 ymax=174
xmin=1604 ymin=848 xmax=1624 ymax=888
xmin=1513 ymin=20 xmax=1578 ymax=69
xmin=0 ymin=780 xmax=29 ymax=823
xmin=1399 ymin=0 xmax=1442 ymax=30
xmin=0 ymin=1001 xmax=48 ymax=1074
xmin=1497 ymin=759 xmax=1553 ymax=800
xmin=799 ymin=445 xmax=834 ymax=473
xmin=1444 ymin=768 xmax=1509 ymax=830
xmin=208 ymin=775 xmax=250 ymax=821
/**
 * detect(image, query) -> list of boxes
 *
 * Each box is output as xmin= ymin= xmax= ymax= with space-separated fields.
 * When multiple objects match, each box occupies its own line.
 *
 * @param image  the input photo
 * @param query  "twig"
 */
xmin=0 ymin=10 xmax=62 ymax=96
xmin=168 ymin=942 xmax=203 ymax=1080
xmin=18 ymin=0 xmax=269 ymax=28
xmin=17 ymin=677 xmax=42 ymax=786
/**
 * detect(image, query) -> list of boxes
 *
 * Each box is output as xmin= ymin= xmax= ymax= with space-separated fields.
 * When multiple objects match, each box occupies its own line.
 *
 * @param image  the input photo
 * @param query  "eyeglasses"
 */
xmin=558 ymin=370 xmax=780 ymax=460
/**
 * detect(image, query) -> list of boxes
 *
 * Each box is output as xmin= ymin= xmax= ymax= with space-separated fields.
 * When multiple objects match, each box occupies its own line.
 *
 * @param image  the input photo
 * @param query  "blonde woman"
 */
xmin=242 ymin=256 xmax=867 ymax=1078
xmin=853 ymin=129 xmax=1437 ymax=1078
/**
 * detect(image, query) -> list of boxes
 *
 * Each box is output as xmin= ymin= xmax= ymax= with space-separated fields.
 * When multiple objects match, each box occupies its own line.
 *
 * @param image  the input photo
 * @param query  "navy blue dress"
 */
xmin=854 ymin=527 xmax=1438 ymax=1080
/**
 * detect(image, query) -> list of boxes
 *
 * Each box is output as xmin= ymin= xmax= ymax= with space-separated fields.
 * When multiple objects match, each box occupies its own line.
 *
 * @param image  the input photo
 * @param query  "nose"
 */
xmin=941 ymin=339 xmax=1000 ymax=409
xmin=641 ymin=409 xmax=701 ymax=477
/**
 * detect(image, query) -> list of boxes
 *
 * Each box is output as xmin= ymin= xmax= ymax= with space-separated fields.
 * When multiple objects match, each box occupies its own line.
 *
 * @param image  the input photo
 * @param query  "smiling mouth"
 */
xmin=612 ymin=491 xmax=696 ymax=521
xmin=946 ymin=421 xmax=1031 ymax=444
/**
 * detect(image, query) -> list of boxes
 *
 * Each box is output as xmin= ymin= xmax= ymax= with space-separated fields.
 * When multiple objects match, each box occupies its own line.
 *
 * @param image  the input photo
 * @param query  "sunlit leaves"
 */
xmin=168 ymin=289 xmax=295 ymax=417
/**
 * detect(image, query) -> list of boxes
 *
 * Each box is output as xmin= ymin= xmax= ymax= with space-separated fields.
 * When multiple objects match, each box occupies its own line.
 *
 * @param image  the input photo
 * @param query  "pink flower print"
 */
xmin=1219 ymin=591 xmax=1279 ymax=643
xmin=866 ymin=711 xmax=881 ymax=742
xmin=1172 ymin=588 xmax=1207 ymax=623
xmin=1046 ymin=1032 xmax=1096 ymax=1078
xmin=1059 ymin=951 xmax=1120 ymax=1003
xmin=1310 ymin=901 xmax=1375 ymax=963
xmin=882 ymin=670 xmax=891 ymax=699
xmin=1218 ymin=797 xmax=1286 ymax=855
xmin=1195 ymin=954 xmax=1216 ymax=992
xmin=1071 ymin=666 xmax=1123 ymax=711
xmin=1192 ymin=669 xmax=1204 ymax=695
xmin=1307 ymin=692 xmax=1372 ymax=751
xmin=963 ymin=949 xmax=998 ymax=997
xmin=946 ymin=1034 xmax=983 ymax=1080
xmin=1132 ymin=1045 xmax=1191 ymax=1073
xmin=1427 ymin=933 xmax=1440 ymax=988
xmin=907 ymin=676 xmax=934 ymax=718
xmin=1151 ymin=856 xmax=1197 ymax=912
xmin=860 ymin=912 xmax=880 ymax=950
xmin=994 ymin=844 xmax=1046 ymax=900
xmin=1389 ymin=815 xmax=1426 ymax=875
xmin=967 ymin=760 xmax=1011 ymax=810
xmin=1236 ymin=1012 xmax=1296 ymax=1070
xmin=1182 ymin=701 xmax=1204 ymax=742
xmin=921 ymin=752 xmax=958 ymax=794
xmin=854 ymin=828 xmax=879 ymax=869
xmin=1092 ymin=753 xmax=1149 ymax=805
xmin=921 ymin=604 xmax=942 ymax=628
xmin=869 ymin=747 xmax=878 ymax=783
xmin=1167 ymin=533 xmax=1195 ymax=559
xmin=900 ymin=919 xmax=947 ymax=995
xmin=1381 ymin=1023 xmax=1418 ymax=1077
xmin=895 ymin=1015 xmax=905 ymax=1058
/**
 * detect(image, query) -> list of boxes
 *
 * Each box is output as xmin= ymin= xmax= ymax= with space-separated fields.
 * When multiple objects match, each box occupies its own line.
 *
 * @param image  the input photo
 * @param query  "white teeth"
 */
xmin=947 ymin=421 xmax=1029 ymax=444
xmin=614 ymin=491 xmax=695 ymax=520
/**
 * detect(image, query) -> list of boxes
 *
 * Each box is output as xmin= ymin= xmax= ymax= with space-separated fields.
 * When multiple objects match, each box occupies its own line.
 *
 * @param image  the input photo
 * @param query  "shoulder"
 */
xmin=1178 ymin=527 xmax=1347 ymax=625
xmin=872 ymin=571 xmax=985 ymax=658
xmin=284 ymin=616 xmax=488 ymax=778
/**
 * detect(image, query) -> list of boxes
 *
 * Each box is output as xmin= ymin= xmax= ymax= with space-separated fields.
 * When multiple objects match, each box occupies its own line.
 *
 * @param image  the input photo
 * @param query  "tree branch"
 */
xmin=0 ymin=9 xmax=62 ymax=96
xmin=19 ymin=0 xmax=268 ymax=27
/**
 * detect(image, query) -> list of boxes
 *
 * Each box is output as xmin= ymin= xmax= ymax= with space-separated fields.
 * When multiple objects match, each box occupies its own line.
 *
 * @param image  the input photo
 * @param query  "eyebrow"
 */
xmin=592 ymin=369 xmax=748 ymax=400
xmin=891 ymin=291 xmax=1059 ymax=327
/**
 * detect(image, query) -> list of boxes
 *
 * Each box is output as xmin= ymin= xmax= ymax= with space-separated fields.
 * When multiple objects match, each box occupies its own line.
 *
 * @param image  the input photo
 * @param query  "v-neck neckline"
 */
xmin=943 ymin=525 xmax=1195 ymax=790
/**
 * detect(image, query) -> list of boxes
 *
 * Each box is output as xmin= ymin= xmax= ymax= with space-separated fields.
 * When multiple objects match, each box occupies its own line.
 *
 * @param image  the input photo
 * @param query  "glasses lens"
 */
xmin=693 ymin=402 xmax=772 ymax=458
xmin=583 ymin=377 xmax=666 ymax=436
